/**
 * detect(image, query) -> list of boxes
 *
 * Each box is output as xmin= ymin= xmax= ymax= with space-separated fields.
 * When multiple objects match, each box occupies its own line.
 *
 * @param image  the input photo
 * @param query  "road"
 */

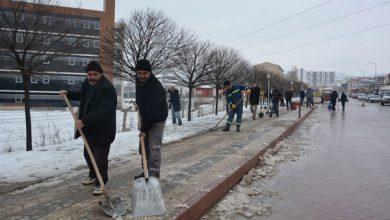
xmin=207 ymin=99 xmax=390 ymax=220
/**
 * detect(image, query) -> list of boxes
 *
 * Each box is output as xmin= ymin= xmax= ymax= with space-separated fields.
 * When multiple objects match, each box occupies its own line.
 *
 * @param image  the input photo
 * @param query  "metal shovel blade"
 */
xmin=98 ymin=196 xmax=127 ymax=217
xmin=131 ymin=177 xmax=166 ymax=217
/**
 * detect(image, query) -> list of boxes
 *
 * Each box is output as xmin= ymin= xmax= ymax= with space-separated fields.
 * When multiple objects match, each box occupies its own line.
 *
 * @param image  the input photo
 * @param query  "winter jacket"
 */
xmin=67 ymin=76 xmax=117 ymax=147
xmin=340 ymin=93 xmax=348 ymax=102
xmin=136 ymin=73 xmax=168 ymax=133
xmin=225 ymin=85 xmax=247 ymax=108
xmin=330 ymin=91 xmax=339 ymax=102
xmin=168 ymin=89 xmax=181 ymax=112
xmin=249 ymin=86 xmax=260 ymax=105
xmin=285 ymin=90 xmax=293 ymax=100
xmin=271 ymin=88 xmax=282 ymax=102
xmin=300 ymin=90 xmax=306 ymax=99
xmin=306 ymin=90 xmax=314 ymax=99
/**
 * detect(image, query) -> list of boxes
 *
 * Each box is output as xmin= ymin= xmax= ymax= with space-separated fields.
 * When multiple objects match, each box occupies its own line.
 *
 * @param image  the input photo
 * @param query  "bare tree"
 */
xmin=104 ymin=9 xmax=194 ymax=82
xmin=171 ymin=41 xmax=213 ymax=121
xmin=0 ymin=0 xmax=85 ymax=151
xmin=207 ymin=47 xmax=242 ymax=114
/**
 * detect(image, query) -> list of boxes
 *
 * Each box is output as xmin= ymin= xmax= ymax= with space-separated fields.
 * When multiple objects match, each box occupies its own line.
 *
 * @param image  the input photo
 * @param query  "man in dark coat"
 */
xmin=340 ymin=91 xmax=348 ymax=111
xmin=270 ymin=86 xmax=282 ymax=117
xmin=248 ymin=82 xmax=260 ymax=120
xmin=60 ymin=61 xmax=117 ymax=195
xmin=330 ymin=90 xmax=339 ymax=111
xmin=284 ymin=89 xmax=293 ymax=110
xmin=135 ymin=59 xmax=168 ymax=179
xmin=299 ymin=89 xmax=305 ymax=106
xmin=168 ymin=85 xmax=182 ymax=125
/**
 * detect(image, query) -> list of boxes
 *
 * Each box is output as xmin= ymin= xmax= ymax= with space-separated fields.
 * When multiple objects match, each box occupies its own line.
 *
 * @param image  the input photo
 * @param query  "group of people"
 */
xmin=329 ymin=90 xmax=348 ymax=111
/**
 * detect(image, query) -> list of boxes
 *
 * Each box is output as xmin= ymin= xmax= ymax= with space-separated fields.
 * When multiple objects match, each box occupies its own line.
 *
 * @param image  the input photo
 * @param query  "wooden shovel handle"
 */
xmin=63 ymin=95 xmax=108 ymax=196
xmin=135 ymin=104 xmax=149 ymax=180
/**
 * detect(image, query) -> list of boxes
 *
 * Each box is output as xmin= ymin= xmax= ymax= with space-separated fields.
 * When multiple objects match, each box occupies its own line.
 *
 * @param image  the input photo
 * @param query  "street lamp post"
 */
xmin=267 ymin=73 xmax=271 ymax=113
xmin=369 ymin=61 xmax=377 ymax=90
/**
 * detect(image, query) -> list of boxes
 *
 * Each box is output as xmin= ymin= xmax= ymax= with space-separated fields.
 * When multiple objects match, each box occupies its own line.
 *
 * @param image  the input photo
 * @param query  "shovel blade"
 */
xmin=131 ymin=177 xmax=166 ymax=217
xmin=98 ymin=196 xmax=127 ymax=217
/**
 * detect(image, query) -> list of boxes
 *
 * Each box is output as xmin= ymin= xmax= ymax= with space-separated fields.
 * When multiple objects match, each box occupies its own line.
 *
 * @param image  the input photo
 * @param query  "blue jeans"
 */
xmin=227 ymin=105 xmax=243 ymax=127
xmin=286 ymin=99 xmax=292 ymax=110
xmin=270 ymin=101 xmax=279 ymax=116
xmin=171 ymin=110 xmax=182 ymax=125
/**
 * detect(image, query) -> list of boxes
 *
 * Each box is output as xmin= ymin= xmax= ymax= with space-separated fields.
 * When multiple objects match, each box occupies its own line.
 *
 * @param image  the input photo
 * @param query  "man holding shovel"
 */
xmin=222 ymin=80 xmax=247 ymax=132
xmin=134 ymin=59 xmax=168 ymax=180
xmin=59 ymin=61 xmax=117 ymax=195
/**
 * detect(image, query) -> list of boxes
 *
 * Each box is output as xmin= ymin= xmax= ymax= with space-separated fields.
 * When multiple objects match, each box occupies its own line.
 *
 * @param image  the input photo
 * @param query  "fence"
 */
xmin=0 ymin=96 xmax=227 ymax=153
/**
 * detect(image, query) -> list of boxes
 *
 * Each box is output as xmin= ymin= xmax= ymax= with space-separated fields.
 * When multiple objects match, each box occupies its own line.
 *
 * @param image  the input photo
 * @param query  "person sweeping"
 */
xmin=222 ymin=80 xmax=247 ymax=132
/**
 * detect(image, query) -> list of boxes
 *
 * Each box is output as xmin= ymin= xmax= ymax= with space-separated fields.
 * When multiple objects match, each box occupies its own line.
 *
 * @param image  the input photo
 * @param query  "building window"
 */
xmin=93 ymin=40 xmax=99 ymax=48
xmin=84 ymin=20 xmax=90 ymax=28
xmin=43 ymin=17 xmax=51 ymax=25
xmin=69 ymin=19 xmax=77 ymax=28
xmin=15 ymin=94 xmax=23 ymax=103
xmin=83 ymin=58 xmax=89 ymax=66
xmin=68 ymin=76 xmax=75 ymax=85
xmin=68 ymin=38 xmax=76 ymax=46
xmin=43 ymin=38 xmax=50 ymax=45
xmin=83 ymin=40 xmax=89 ymax=48
xmin=31 ymin=76 xmax=38 ymax=84
xmin=16 ymin=33 xmax=23 ymax=43
xmin=15 ymin=75 xmax=22 ymax=83
xmin=42 ymin=75 xmax=49 ymax=84
xmin=68 ymin=57 xmax=75 ymax=65
xmin=94 ymin=21 xmax=100 ymax=29
xmin=42 ymin=56 xmax=49 ymax=64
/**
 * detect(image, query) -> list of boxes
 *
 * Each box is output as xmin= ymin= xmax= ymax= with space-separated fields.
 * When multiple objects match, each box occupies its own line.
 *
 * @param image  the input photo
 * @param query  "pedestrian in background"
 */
xmin=330 ymin=90 xmax=339 ymax=111
xmin=168 ymin=85 xmax=182 ymax=125
xmin=285 ymin=89 xmax=293 ymax=110
xmin=280 ymin=90 xmax=285 ymax=107
xmin=306 ymin=88 xmax=314 ymax=108
xmin=269 ymin=86 xmax=282 ymax=117
xmin=248 ymin=82 xmax=260 ymax=120
xmin=340 ymin=91 xmax=348 ymax=111
xmin=300 ymin=89 xmax=305 ymax=106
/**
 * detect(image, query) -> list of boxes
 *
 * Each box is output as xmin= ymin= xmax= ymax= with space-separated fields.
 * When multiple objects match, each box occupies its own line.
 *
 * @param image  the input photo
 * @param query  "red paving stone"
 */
xmin=259 ymin=100 xmax=390 ymax=220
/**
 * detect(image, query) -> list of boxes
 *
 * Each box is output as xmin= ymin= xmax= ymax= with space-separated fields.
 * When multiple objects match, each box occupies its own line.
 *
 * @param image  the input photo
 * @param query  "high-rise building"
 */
xmin=0 ymin=1 xmax=115 ymax=106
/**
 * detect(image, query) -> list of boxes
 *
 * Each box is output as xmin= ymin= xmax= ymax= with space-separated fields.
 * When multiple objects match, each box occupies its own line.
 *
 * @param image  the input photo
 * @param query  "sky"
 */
xmin=64 ymin=0 xmax=390 ymax=77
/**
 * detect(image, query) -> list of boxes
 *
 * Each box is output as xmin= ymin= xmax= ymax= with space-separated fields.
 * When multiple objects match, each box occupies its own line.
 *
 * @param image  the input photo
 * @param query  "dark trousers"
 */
xmin=331 ymin=100 xmax=337 ymax=111
xmin=286 ymin=99 xmax=292 ymax=110
xmin=84 ymin=144 xmax=110 ymax=186
xmin=341 ymin=101 xmax=346 ymax=111
xmin=270 ymin=101 xmax=279 ymax=116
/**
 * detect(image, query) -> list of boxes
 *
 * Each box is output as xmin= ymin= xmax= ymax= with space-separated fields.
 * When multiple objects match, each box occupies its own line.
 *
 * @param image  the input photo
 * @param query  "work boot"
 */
xmin=82 ymin=176 xmax=96 ymax=185
xmin=236 ymin=126 xmax=241 ymax=132
xmin=93 ymin=186 xmax=104 ymax=195
xmin=276 ymin=113 xmax=279 ymax=117
xmin=222 ymin=126 xmax=230 ymax=132
xmin=134 ymin=172 xmax=144 ymax=180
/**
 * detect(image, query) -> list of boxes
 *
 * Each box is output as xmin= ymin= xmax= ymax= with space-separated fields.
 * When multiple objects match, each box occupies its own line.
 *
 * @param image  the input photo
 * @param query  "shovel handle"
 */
xmin=62 ymin=95 xmax=108 ymax=196
xmin=135 ymin=104 xmax=149 ymax=180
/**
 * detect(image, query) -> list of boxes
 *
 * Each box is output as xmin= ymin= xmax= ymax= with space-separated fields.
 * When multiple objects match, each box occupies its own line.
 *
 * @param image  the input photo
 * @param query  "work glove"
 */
xmin=230 ymin=104 xmax=237 ymax=109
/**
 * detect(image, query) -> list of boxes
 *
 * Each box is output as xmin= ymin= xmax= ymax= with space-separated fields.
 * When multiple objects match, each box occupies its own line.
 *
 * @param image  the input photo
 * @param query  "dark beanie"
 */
xmin=86 ymin=61 xmax=103 ymax=74
xmin=135 ymin=59 xmax=152 ymax=72
xmin=223 ymin=80 xmax=231 ymax=86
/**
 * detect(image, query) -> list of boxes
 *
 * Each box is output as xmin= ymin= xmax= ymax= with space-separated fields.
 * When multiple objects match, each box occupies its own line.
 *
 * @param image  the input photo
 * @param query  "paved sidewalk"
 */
xmin=0 ymin=107 xmax=310 ymax=219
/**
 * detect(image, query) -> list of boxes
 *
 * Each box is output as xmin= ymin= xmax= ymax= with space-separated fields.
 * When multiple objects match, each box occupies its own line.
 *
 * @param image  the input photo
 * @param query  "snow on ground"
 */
xmin=0 ymin=108 xmax=251 ymax=183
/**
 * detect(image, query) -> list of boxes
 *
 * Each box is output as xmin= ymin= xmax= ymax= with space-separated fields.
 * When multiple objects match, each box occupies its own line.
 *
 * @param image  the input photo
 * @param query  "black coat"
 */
xmin=136 ymin=73 xmax=168 ymax=133
xmin=168 ymin=89 xmax=181 ymax=111
xmin=272 ymin=89 xmax=282 ymax=102
xmin=300 ymin=90 xmax=306 ymax=99
xmin=67 ymin=76 xmax=117 ymax=147
xmin=340 ymin=93 xmax=348 ymax=102
xmin=330 ymin=91 xmax=339 ymax=102
xmin=249 ymin=86 xmax=260 ymax=105
xmin=285 ymin=90 xmax=293 ymax=100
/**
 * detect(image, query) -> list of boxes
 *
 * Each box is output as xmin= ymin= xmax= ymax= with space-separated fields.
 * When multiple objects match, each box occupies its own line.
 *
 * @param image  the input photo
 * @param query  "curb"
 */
xmin=174 ymin=107 xmax=315 ymax=220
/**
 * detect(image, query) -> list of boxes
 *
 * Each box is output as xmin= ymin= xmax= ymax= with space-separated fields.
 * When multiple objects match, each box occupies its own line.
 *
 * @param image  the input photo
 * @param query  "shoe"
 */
xmin=276 ymin=114 xmax=279 ymax=117
xmin=222 ymin=126 xmax=230 ymax=132
xmin=93 ymin=186 xmax=104 ymax=195
xmin=82 ymin=176 xmax=96 ymax=185
xmin=269 ymin=114 xmax=272 ymax=117
xmin=236 ymin=126 xmax=241 ymax=132
xmin=149 ymin=172 xmax=160 ymax=179
xmin=178 ymin=122 xmax=182 ymax=125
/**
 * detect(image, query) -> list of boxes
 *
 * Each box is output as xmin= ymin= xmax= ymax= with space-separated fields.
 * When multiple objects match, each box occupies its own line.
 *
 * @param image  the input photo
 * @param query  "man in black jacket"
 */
xmin=135 ymin=59 xmax=168 ymax=179
xmin=60 ymin=61 xmax=117 ymax=195
xmin=340 ymin=91 xmax=348 ymax=111
xmin=249 ymin=82 xmax=260 ymax=120
xmin=269 ymin=86 xmax=282 ymax=117
xmin=330 ymin=90 xmax=339 ymax=111
xmin=168 ymin=85 xmax=182 ymax=125
xmin=285 ymin=89 xmax=293 ymax=110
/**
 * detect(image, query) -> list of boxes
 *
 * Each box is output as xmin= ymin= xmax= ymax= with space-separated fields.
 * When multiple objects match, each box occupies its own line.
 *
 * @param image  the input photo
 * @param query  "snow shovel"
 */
xmin=210 ymin=98 xmax=243 ymax=131
xmin=131 ymin=135 xmax=166 ymax=217
xmin=62 ymin=95 xmax=126 ymax=218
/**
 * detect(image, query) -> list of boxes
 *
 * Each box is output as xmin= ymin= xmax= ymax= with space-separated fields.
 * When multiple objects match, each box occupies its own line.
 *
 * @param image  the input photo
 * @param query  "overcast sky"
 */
xmin=66 ymin=0 xmax=390 ymax=76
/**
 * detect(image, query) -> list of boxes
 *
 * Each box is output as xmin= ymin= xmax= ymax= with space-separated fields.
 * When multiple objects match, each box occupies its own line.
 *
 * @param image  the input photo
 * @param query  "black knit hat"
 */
xmin=135 ymin=59 xmax=152 ymax=72
xmin=86 ymin=61 xmax=103 ymax=74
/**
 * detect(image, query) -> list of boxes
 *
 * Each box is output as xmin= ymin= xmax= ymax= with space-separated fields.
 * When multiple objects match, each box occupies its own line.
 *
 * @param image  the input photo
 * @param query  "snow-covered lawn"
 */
xmin=0 ymin=108 xmax=251 ymax=183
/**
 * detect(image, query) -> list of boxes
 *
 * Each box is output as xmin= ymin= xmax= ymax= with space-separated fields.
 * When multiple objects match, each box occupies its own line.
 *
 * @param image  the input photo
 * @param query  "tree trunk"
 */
xmin=187 ymin=86 xmax=193 ymax=121
xmin=215 ymin=87 xmax=219 ymax=115
xmin=22 ymin=73 xmax=33 ymax=151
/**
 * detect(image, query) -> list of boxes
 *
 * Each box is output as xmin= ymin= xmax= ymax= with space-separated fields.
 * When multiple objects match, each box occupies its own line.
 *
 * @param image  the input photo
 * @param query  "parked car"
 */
xmin=379 ymin=86 xmax=390 ymax=106
xmin=368 ymin=94 xmax=380 ymax=102
xmin=357 ymin=93 xmax=367 ymax=100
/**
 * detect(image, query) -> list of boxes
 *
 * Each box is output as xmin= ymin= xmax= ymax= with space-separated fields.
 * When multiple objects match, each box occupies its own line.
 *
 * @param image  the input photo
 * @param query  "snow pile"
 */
xmin=206 ymin=138 xmax=303 ymax=219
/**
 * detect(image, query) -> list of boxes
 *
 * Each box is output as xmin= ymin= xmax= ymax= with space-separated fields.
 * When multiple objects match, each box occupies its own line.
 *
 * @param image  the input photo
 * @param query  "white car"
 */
xmin=379 ymin=89 xmax=390 ymax=106
xmin=368 ymin=95 xmax=380 ymax=103
xmin=357 ymin=93 xmax=367 ymax=100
